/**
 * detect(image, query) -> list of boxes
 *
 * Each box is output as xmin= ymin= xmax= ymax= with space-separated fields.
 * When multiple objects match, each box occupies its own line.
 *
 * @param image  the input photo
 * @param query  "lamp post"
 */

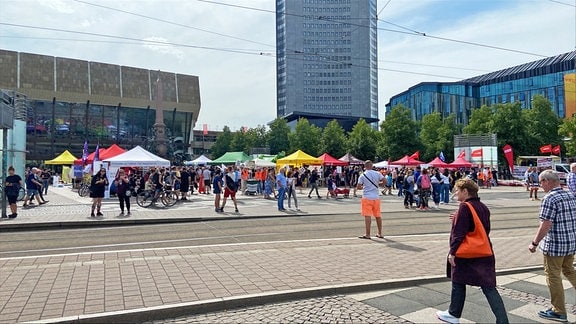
xmin=153 ymin=72 xmax=167 ymax=157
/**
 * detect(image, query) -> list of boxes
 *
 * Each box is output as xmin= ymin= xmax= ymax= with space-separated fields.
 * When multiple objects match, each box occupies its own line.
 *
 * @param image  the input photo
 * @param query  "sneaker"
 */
xmin=90 ymin=213 xmax=95 ymax=218
xmin=538 ymin=308 xmax=567 ymax=322
xmin=96 ymin=212 xmax=103 ymax=217
xmin=436 ymin=310 xmax=459 ymax=324
xmin=8 ymin=214 xmax=17 ymax=219
xmin=235 ymin=208 xmax=239 ymax=213
xmin=127 ymin=212 xmax=131 ymax=216
xmin=119 ymin=212 xmax=124 ymax=216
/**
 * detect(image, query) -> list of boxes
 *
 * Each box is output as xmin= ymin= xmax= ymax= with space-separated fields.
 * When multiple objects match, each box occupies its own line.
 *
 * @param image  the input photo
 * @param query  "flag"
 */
xmin=409 ymin=151 xmax=419 ymax=159
xmin=457 ymin=150 xmax=466 ymax=159
xmin=203 ymin=124 xmax=208 ymax=135
xmin=94 ymin=143 xmax=100 ymax=162
xmin=503 ymin=144 xmax=514 ymax=173
xmin=471 ymin=148 xmax=483 ymax=158
xmin=552 ymin=145 xmax=561 ymax=155
xmin=242 ymin=126 xmax=248 ymax=133
xmin=439 ymin=151 xmax=446 ymax=162
xmin=539 ymin=144 xmax=552 ymax=154
xmin=82 ymin=140 xmax=88 ymax=165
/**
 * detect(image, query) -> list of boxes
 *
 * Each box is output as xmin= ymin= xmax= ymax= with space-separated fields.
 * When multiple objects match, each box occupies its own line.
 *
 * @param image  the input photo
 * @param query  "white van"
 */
xmin=554 ymin=163 xmax=570 ymax=185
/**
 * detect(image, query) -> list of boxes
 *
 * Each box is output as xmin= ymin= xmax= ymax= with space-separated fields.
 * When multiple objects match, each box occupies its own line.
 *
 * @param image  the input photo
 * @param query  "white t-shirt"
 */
xmin=358 ymin=170 xmax=384 ymax=200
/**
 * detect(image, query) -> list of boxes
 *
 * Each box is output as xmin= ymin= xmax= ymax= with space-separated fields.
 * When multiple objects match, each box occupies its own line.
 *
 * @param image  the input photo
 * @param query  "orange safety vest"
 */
xmin=241 ymin=169 xmax=249 ymax=180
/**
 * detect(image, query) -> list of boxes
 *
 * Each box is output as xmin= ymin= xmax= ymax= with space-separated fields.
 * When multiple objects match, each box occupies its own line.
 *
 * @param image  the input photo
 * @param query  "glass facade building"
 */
xmin=0 ymin=50 xmax=201 ymax=162
xmin=276 ymin=0 xmax=379 ymax=130
xmin=385 ymin=51 xmax=576 ymax=124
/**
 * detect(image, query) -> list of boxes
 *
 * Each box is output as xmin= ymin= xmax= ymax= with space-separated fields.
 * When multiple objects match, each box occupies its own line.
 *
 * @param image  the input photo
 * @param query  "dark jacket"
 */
xmin=448 ymin=197 xmax=496 ymax=287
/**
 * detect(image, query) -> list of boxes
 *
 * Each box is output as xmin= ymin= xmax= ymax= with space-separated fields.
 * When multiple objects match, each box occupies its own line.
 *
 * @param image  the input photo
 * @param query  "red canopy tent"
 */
xmin=99 ymin=144 xmax=126 ymax=160
xmin=339 ymin=153 xmax=364 ymax=165
xmin=448 ymin=157 xmax=473 ymax=168
xmin=390 ymin=155 xmax=424 ymax=166
xmin=427 ymin=157 xmax=449 ymax=168
xmin=318 ymin=153 xmax=348 ymax=166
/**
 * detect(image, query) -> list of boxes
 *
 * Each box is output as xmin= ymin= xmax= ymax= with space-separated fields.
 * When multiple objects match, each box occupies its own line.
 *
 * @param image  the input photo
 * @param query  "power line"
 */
xmin=546 ymin=0 xmax=576 ymax=7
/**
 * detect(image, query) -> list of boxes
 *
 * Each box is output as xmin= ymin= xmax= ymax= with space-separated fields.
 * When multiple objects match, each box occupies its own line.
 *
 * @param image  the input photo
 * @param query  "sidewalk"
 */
xmin=0 ymin=227 xmax=545 ymax=323
xmin=0 ymin=184 xmax=532 ymax=231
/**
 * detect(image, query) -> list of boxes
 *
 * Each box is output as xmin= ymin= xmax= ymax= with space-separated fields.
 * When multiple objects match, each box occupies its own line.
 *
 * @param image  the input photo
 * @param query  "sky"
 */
xmin=0 ymin=0 xmax=575 ymax=133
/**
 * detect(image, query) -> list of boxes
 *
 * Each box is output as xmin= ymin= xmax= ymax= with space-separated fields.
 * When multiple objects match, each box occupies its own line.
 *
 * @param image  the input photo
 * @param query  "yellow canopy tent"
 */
xmin=44 ymin=150 xmax=78 ymax=165
xmin=276 ymin=150 xmax=322 ymax=168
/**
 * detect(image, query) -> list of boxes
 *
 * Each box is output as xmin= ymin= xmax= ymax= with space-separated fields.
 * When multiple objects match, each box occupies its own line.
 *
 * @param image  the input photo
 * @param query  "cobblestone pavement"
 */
xmin=152 ymin=271 xmax=576 ymax=324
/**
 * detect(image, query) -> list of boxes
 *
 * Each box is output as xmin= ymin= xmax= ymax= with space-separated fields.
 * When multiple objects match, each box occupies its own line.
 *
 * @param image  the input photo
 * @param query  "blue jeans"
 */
xmin=449 ymin=282 xmax=509 ymax=324
xmin=432 ymin=183 xmax=441 ymax=204
xmin=397 ymin=183 xmax=403 ymax=196
xmin=441 ymin=183 xmax=450 ymax=203
xmin=277 ymin=187 xmax=286 ymax=210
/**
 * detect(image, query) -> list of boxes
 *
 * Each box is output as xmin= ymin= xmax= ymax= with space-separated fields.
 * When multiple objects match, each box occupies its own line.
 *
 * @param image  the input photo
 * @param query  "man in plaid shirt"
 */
xmin=567 ymin=163 xmax=576 ymax=197
xmin=528 ymin=170 xmax=576 ymax=322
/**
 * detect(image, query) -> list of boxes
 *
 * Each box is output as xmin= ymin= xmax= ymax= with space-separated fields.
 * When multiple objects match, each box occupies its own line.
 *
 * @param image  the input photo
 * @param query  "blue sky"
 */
xmin=0 ymin=0 xmax=574 ymax=131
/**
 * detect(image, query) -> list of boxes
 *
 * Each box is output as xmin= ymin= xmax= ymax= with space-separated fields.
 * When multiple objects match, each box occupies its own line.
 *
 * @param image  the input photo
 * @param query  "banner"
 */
xmin=471 ymin=148 xmax=483 ymax=158
xmin=502 ymin=144 xmax=514 ymax=172
xmin=203 ymin=124 xmax=208 ymax=135
xmin=82 ymin=140 xmax=88 ymax=165
xmin=410 ymin=151 xmax=420 ymax=159
xmin=457 ymin=150 xmax=466 ymax=159
xmin=539 ymin=144 xmax=552 ymax=154
xmin=552 ymin=145 xmax=561 ymax=155
xmin=439 ymin=151 xmax=446 ymax=162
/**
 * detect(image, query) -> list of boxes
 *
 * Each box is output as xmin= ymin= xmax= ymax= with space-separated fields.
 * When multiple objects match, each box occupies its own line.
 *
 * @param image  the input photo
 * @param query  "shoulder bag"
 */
xmin=455 ymin=202 xmax=494 ymax=258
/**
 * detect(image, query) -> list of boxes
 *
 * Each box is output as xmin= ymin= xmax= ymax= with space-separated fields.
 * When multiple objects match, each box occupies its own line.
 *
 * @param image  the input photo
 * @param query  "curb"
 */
xmin=31 ymin=265 xmax=544 ymax=324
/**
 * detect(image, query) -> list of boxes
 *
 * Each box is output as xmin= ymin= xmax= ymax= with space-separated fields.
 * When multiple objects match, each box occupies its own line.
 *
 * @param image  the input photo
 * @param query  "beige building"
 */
xmin=0 ymin=49 xmax=201 ymax=162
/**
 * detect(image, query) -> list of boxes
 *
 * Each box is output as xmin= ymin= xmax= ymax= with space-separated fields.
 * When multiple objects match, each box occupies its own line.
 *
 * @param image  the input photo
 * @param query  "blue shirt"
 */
xmin=567 ymin=172 xmax=576 ymax=197
xmin=276 ymin=172 xmax=287 ymax=190
xmin=212 ymin=175 xmax=223 ymax=193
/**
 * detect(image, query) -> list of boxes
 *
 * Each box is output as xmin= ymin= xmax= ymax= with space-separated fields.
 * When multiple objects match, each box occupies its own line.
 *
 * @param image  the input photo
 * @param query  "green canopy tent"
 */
xmin=210 ymin=151 xmax=251 ymax=165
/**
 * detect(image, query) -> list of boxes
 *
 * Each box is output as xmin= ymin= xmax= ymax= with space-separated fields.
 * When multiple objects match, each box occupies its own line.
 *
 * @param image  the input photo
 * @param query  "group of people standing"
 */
xmin=3 ymin=166 xmax=51 ymax=219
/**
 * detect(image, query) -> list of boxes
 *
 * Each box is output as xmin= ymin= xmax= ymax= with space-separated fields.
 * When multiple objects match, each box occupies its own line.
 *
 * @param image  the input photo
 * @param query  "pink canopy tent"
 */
xmin=427 ymin=157 xmax=449 ymax=168
xmin=449 ymin=157 xmax=473 ymax=168
xmin=390 ymin=155 xmax=424 ymax=166
xmin=318 ymin=153 xmax=348 ymax=166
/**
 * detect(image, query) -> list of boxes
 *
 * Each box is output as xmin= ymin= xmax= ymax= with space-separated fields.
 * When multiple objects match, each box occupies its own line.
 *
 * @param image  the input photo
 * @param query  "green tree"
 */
xmin=320 ymin=119 xmax=348 ymax=158
xmin=420 ymin=113 xmax=460 ymax=161
xmin=230 ymin=129 xmax=250 ymax=154
xmin=289 ymin=118 xmax=322 ymax=156
xmin=491 ymin=102 xmax=530 ymax=156
xmin=463 ymin=105 xmax=493 ymax=134
xmin=347 ymin=118 xmax=378 ymax=161
xmin=268 ymin=118 xmax=290 ymax=155
xmin=379 ymin=105 xmax=421 ymax=160
xmin=209 ymin=126 xmax=232 ymax=158
xmin=559 ymin=116 xmax=576 ymax=157
xmin=524 ymin=95 xmax=562 ymax=150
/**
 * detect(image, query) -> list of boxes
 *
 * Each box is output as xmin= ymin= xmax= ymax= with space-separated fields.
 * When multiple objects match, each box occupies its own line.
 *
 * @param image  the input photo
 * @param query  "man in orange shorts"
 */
xmin=357 ymin=160 xmax=385 ymax=239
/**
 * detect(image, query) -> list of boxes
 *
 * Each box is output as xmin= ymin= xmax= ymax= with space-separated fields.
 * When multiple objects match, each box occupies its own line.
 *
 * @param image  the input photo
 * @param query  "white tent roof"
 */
xmin=103 ymin=145 xmax=170 ymax=167
xmin=248 ymin=158 xmax=276 ymax=168
xmin=185 ymin=154 xmax=212 ymax=165
xmin=373 ymin=161 xmax=389 ymax=169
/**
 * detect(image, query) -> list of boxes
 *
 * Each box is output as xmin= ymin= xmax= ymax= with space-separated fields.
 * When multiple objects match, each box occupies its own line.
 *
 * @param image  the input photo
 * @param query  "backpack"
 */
xmin=225 ymin=175 xmax=237 ymax=191
xmin=420 ymin=175 xmax=431 ymax=189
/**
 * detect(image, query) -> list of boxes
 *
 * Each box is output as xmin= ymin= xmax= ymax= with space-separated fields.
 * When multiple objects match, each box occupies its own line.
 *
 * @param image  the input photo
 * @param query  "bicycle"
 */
xmin=136 ymin=186 xmax=179 ymax=208
xmin=78 ymin=183 xmax=91 ymax=197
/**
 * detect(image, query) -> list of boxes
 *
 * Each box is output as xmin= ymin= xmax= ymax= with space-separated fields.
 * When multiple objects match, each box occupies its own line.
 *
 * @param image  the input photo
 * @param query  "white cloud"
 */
xmin=142 ymin=36 xmax=184 ymax=60
xmin=38 ymin=0 xmax=75 ymax=14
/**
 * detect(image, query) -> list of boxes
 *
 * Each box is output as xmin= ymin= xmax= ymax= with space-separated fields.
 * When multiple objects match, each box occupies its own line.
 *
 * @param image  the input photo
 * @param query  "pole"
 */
xmin=1 ymin=129 xmax=7 ymax=218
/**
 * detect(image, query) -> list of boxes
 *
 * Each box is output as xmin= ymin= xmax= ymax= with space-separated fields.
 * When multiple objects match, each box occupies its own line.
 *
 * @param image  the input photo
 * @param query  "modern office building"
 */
xmin=275 ymin=0 xmax=379 ymax=130
xmin=386 ymin=51 xmax=576 ymax=124
xmin=0 ymin=49 xmax=201 ymax=163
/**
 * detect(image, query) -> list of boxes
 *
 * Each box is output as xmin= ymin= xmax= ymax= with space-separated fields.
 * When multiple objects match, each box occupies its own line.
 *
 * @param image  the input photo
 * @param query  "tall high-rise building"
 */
xmin=276 ymin=0 xmax=379 ymax=130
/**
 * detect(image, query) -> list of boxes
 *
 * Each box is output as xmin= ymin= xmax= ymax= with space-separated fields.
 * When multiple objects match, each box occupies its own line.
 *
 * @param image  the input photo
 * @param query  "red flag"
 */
xmin=203 ymin=124 xmax=208 ymax=135
xmin=409 ymin=151 xmax=419 ymax=159
xmin=552 ymin=145 xmax=561 ymax=155
xmin=471 ymin=149 xmax=483 ymax=158
xmin=539 ymin=144 xmax=552 ymax=154
xmin=503 ymin=144 xmax=514 ymax=172
xmin=457 ymin=150 xmax=465 ymax=159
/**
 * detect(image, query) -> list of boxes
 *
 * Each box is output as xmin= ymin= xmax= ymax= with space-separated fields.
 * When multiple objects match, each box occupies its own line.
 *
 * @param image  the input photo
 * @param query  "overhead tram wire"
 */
xmin=198 ymin=0 xmax=549 ymax=58
xmin=0 ymin=24 xmax=465 ymax=80
xmin=64 ymin=0 xmax=500 ymax=76
xmin=546 ymin=0 xmax=576 ymax=7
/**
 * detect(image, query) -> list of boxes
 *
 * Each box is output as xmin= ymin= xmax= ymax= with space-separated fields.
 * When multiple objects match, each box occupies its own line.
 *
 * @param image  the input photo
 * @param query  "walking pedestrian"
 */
xmin=4 ymin=166 xmax=22 ymax=219
xmin=179 ymin=167 xmax=190 ymax=200
xmin=276 ymin=167 xmax=287 ymax=211
xmin=567 ymin=162 xmax=576 ymax=197
xmin=90 ymin=168 xmax=108 ymax=217
xmin=221 ymin=166 xmax=239 ymax=213
xmin=307 ymin=168 xmax=321 ymax=199
xmin=41 ymin=168 xmax=51 ymax=195
xmin=403 ymin=169 xmax=415 ymax=209
xmin=202 ymin=166 xmax=212 ymax=194
xmin=287 ymin=170 xmax=299 ymax=211
xmin=437 ymin=178 xmax=509 ymax=324
xmin=213 ymin=169 xmax=223 ymax=212
xmin=416 ymin=168 xmax=431 ymax=210
xmin=527 ymin=167 xmax=540 ymax=201
xmin=528 ymin=170 xmax=576 ymax=322
xmin=114 ymin=169 xmax=133 ymax=216
xmin=357 ymin=160 xmax=384 ymax=239
xmin=23 ymin=167 xmax=47 ymax=208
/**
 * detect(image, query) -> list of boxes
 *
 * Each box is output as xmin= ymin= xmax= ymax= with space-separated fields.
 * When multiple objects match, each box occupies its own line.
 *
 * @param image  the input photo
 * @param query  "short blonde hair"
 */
xmin=454 ymin=178 xmax=479 ymax=197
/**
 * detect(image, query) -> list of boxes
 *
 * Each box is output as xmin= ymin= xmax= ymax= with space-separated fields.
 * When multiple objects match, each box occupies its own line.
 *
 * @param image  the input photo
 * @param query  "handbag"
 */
xmin=125 ymin=189 xmax=132 ymax=197
xmin=455 ymin=202 xmax=493 ymax=258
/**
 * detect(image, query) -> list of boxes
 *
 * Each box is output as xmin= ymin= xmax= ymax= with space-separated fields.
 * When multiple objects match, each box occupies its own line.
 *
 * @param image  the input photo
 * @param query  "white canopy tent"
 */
xmin=184 ymin=154 xmax=212 ymax=166
xmin=373 ymin=161 xmax=389 ymax=169
xmin=103 ymin=145 xmax=170 ymax=168
xmin=247 ymin=158 xmax=276 ymax=168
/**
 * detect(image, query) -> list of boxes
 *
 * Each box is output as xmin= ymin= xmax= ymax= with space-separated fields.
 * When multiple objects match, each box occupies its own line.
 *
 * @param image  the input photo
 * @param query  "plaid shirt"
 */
xmin=568 ymin=172 xmax=576 ymax=197
xmin=539 ymin=187 xmax=576 ymax=256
